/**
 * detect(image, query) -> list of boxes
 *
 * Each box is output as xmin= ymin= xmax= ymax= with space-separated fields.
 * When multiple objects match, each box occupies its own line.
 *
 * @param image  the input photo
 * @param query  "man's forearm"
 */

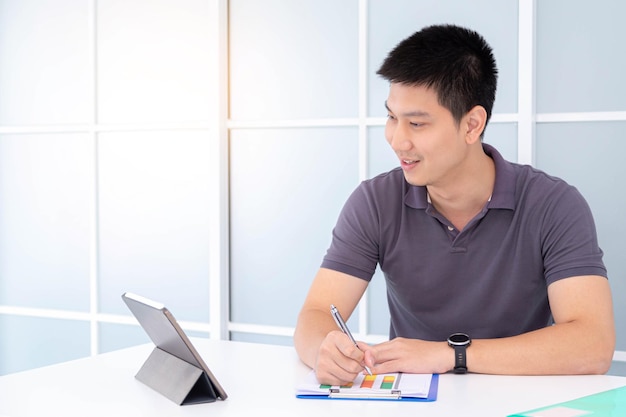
xmin=467 ymin=322 xmax=614 ymax=375
xmin=294 ymin=310 xmax=335 ymax=369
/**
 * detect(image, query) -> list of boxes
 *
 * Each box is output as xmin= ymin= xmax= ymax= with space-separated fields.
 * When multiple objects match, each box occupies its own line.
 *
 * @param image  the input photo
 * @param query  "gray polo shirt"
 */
xmin=321 ymin=144 xmax=606 ymax=341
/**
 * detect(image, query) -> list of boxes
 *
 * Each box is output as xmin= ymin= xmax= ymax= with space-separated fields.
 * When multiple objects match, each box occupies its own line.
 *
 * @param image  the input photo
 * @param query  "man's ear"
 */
xmin=464 ymin=105 xmax=487 ymax=144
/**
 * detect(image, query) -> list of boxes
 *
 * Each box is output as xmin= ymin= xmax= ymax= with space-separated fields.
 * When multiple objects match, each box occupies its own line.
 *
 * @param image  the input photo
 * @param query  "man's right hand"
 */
xmin=313 ymin=330 xmax=371 ymax=385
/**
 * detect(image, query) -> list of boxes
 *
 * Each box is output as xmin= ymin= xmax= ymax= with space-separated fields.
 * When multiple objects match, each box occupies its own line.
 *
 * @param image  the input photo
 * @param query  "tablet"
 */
xmin=121 ymin=292 xmax=228 ymax=402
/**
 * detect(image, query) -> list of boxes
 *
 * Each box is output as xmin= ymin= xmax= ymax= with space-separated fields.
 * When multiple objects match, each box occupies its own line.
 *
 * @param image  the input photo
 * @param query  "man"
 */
xmin=293 ymin=24 xmax=615 ymax=385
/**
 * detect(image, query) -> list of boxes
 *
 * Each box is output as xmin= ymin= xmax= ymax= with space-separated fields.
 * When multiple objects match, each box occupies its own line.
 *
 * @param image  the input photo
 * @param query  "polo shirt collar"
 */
xmin=404 ymin=143 xmax=517 ymax=210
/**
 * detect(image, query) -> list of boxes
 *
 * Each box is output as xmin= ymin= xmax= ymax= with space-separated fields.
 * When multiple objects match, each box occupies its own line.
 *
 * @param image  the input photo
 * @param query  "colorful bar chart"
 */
xmin=319 ymin=374 xmax=397 ymax=390
xmin=360 ymin=374 xmax=376 ymax=389
xmin=380 ymin=375 xmax=395 ymax=389
xmin=320 ymin=382 xmax=353 ymax=389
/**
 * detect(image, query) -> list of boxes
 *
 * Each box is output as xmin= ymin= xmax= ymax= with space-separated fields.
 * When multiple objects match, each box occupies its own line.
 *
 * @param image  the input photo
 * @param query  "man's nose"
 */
xmin=386 ymin=122 xmax=412 ymax=152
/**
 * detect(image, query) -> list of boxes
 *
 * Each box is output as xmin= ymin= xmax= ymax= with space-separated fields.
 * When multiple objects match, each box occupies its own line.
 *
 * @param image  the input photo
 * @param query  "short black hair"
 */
xmin=377 ymin=24 xmax=498 ymax=130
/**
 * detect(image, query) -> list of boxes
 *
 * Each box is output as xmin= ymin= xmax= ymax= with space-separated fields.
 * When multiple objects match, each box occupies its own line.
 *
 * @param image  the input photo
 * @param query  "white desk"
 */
xmin=0 ymin=338 xmax=625 ymax=417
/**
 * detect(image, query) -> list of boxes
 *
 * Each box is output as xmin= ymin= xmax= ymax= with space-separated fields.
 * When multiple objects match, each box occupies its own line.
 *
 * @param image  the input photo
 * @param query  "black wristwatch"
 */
xmin=447 ymin=333 xmax=471 ymax=374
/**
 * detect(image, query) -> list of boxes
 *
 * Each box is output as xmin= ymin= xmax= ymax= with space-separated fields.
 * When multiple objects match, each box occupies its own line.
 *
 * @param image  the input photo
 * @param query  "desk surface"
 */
xmin=1 ymin=338 xmax=625 ymax=417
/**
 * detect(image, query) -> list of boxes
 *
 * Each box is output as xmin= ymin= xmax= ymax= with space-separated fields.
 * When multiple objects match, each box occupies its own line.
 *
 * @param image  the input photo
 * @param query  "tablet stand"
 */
xmin=135 ymin=347 xmax=218 ymax=405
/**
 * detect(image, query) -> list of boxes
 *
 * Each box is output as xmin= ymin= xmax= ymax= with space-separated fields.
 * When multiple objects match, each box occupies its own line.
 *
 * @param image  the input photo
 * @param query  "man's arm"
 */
xmin=363 ymin=275 xmax=615 ymax=375
xmin=294 ymin=267 xmax=369 ymax=384
xmin=470 ymin=275 xmax=615 ymax=374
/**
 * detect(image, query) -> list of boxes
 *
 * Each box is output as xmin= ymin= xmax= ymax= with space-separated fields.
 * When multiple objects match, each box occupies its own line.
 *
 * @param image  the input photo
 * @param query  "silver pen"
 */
xmin=330 ymin=304 xmax=373 ymax=375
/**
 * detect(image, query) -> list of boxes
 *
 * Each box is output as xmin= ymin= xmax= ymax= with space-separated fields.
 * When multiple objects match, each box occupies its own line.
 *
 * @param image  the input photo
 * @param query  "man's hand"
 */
xmin=314 ymin=330 xmax=371 ymax=386
xmin=363 ymin=337 xmax=452 ymax=375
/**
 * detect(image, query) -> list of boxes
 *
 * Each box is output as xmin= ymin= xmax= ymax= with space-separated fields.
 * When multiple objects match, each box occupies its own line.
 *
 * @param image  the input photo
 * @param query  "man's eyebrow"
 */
xmin=384 ymin=101 xmax=431 ymax=118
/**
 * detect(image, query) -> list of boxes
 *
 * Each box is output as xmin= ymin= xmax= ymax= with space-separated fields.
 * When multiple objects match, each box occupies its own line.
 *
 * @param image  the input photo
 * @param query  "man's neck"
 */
xmin=427 ymin=151 xmax=495 ymax=231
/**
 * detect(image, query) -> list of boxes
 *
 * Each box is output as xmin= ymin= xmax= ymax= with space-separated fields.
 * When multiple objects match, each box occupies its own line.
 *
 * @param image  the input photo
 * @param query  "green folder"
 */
xmin=509 ymin=385 xmax=626 ymax=416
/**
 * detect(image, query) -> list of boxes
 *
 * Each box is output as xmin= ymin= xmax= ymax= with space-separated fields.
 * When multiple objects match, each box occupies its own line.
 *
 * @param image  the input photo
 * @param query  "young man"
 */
xmin=293 ymin=24 xmax=615 ymax=385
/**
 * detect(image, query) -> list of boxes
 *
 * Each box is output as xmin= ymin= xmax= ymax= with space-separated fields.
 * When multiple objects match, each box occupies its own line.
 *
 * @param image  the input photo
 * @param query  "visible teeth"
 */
xmin=403 ymin=160 xmax=416 ymax=164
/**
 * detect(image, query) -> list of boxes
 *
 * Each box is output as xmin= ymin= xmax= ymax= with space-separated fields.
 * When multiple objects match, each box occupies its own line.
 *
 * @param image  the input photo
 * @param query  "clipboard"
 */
xmin=296 ymin=371 xmax=438 ymax=402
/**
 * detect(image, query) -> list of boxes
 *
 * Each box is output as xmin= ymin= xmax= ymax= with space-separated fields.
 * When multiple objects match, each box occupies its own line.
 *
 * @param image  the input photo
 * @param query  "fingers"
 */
xmin=362 ymin=338 xmax=413 ymax=374
xmin=314 ymin=331 xmax=368 ymax=385
xmin=321 ymin=336 xmax=448 ymax=378
xmin=362 ymin=338 xmax=448 ymax=375
xmin=315 ymin=354 xmax=363 ymax=385
xmin=363 ymin=347 xmax=376 ymax=370
xmin=362 ymin=346 xmax=397 ymax=375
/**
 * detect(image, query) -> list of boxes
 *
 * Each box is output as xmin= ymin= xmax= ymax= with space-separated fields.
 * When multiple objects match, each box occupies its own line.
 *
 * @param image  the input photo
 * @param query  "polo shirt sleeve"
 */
xmin=541 ymin=182 xmax=607 ymax=285
xmin=321 ymin=182 xmax=381 ymax=281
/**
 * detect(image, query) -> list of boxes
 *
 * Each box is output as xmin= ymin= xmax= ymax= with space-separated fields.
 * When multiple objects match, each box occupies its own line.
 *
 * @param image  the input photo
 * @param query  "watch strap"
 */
xmin=453 ymin=345 xmax=468 ymax=374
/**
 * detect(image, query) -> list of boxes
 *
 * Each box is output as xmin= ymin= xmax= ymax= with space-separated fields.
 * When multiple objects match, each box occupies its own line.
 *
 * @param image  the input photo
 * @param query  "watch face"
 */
xmin=449 ymin=333 xmax=470 ymax=345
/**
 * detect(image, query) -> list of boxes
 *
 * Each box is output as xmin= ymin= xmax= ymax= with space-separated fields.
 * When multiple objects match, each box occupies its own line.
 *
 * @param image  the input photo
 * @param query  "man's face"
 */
xmin=384 ymin=83 xmax=469 ymax=188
